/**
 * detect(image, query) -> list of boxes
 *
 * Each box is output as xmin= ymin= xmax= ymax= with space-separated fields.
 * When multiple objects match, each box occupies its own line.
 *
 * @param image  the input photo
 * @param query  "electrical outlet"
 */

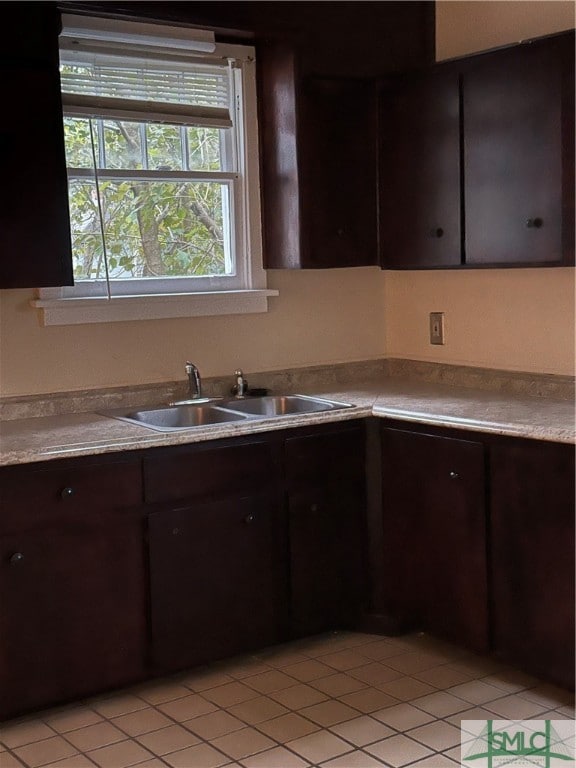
xmin=429 ymin=312 xmax=445 ymax=345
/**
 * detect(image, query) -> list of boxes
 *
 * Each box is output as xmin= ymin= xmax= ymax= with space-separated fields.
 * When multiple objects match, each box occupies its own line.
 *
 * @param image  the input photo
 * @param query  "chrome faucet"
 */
xmin=185 ymin=361 xmax=202 ymax=399
xmin=169 ymin=362 xmax=204 ymax=406
xmin=231 ymin=369 xmax=249 ymax=398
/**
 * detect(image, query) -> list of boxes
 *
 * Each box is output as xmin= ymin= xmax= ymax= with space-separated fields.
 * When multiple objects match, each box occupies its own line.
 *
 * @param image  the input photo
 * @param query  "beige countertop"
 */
xmin=0 ymin=377 xmax=574 ymax=467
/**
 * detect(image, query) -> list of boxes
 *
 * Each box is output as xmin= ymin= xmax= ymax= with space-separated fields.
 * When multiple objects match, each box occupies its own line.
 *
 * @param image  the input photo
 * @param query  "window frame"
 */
xmin=34 ymin=21 xmax=276 ymax=325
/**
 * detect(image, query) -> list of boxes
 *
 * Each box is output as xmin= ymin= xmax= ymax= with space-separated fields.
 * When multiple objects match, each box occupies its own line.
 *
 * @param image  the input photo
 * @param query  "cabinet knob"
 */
xmin=244 ymin=513 xmax=255 ymax=524
xmin=9 ymin=552 xmax=24 ymax=566
xmin=449 ymin=471 xmax=460 ymax=480
xmin=431 ymin=227 xmax=444 ymax=238
xmin=60 ymin=486 xmax=75 ymax=500
xmin=310 ymin=503 xmax=319 ymax=512
xmin=526 ymin=218 xmax=543 ymax=229
xmin=336 ymin=228 xmax=344 ymax=237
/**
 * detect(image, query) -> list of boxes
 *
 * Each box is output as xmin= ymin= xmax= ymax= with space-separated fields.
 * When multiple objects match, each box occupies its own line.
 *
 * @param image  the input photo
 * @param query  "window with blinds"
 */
xmin=51 ymin=14 xmax=267 ymax=307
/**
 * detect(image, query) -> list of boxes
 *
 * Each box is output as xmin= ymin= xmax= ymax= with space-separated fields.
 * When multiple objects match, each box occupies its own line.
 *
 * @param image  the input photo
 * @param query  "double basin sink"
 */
xmin=102 ymin=395 xmax=354 ymax=432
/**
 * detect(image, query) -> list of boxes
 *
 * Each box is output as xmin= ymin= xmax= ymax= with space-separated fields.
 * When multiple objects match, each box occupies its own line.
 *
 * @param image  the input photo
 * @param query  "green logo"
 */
xmin=462 ymin=720 xmax=575 ymax=768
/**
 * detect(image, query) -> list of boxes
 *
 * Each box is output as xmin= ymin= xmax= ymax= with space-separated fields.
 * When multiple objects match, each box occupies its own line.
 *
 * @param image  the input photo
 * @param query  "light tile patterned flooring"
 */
xmin=0 ymin=631 xmax=573 ymax=768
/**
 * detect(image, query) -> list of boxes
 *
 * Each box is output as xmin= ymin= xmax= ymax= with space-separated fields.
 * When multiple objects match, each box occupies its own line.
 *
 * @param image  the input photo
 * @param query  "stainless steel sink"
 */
xmin=102 ymin=404 xmax=249 ymax=432
xmin=100 ymin=394 xmax=354 ymax=432
xmin=220 ymin=395 xmax=353 ymax=417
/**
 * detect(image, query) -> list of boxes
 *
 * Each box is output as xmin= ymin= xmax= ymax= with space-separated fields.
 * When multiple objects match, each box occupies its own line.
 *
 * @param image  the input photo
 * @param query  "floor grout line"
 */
xmin=1 ymin=631 xmax=573 ymax=768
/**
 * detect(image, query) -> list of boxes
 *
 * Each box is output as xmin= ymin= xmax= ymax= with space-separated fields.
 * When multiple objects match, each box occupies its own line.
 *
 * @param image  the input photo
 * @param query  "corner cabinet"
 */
xmin=285 ymin=426 xmax=368 ymax=636
xmin=380 ymin=30 xmax=575 ymax=269
xmin=0 ymin=5 xmax=73 ymax=289
xmin=374 ymin=419 xmax=575 ymax=690
xmin=259 ymin=43 xmax=378 ymax=269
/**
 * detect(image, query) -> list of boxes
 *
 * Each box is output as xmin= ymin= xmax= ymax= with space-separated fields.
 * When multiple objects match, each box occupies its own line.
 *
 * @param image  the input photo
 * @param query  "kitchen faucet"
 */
xmin=169 ymin=361 xmax=205 ymax=405
xmin=185 ymin=361 xmax=202 ymax=399
xmin=231 ymin=369 xmax=249 ymax=398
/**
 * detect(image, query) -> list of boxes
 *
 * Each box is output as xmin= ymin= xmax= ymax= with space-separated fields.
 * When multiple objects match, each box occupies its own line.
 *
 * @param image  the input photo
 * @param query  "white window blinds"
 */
xmin=60 ymin=16 xmax=233 ymax=128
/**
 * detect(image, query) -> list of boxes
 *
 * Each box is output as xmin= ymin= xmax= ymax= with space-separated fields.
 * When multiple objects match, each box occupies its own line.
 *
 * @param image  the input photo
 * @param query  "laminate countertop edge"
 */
xmin=0 ymin=377 xmax=574 ymax=466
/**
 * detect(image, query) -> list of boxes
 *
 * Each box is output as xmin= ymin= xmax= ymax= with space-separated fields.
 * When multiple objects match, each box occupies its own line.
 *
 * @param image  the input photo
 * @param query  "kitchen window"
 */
xmin=34 ymin=15 xmax=276 ymax=325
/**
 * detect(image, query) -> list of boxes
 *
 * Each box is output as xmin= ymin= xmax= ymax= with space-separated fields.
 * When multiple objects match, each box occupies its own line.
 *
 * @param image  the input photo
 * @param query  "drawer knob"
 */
xmin=9 ymin=552 xmax=24 ymax=566
xmin=526 ymin=217 xmax=543 ymax=229
xmin=244 ymin=513 xmax=255 ymax=524
xmin=60 ymin=487 xmax=75 ymax=500
xmin=449 ymin=471 xmax=460 ymax=480
xmin=310 ymin=503 xmax=319 ymax=512
xmin=431 ymin=227 xmax=444 ymax=238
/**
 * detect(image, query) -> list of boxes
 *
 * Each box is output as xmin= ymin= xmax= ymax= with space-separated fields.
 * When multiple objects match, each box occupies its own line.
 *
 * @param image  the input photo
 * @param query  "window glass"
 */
xmin=35 ymin=19 xmax=271 ymax=325
xmin=50 ymin=19 xmax=266 ymax=313
xmin=187 ymin=126 xmax=223 ymax=171
xmin=103 ymin=120 xmax=144 ymax=169
xmin=68 ymin=179 xmax=231 ymax=280
xmin=146 ymin=124 xmax=184 ymax=171
xmin=64 ymin=117 xmax=99 ymax=168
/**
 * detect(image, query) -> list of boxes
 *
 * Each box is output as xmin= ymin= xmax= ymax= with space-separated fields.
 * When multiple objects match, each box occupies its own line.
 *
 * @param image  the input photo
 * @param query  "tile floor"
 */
xmin=0 ymin=631 xmax=573 ymax=768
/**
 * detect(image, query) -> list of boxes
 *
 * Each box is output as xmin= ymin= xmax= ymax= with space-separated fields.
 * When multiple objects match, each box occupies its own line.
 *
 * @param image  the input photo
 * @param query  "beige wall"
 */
xmin=385 ymin=268 xmax=574 ymax=375
xmin=384 ymin=0 xmax=575 ymax=376
xmin=0 ymin=269 xmax=386 ymax=397
xmin=436 ymin=1 xmax=575 ymax=60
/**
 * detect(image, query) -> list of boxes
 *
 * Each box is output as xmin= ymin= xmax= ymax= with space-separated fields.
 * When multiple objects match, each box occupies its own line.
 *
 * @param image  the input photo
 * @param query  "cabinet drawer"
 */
xmin=285 ymin=426 xmax=365 ymax=489
xmin=144 ymin=440 xmax=276 ymax=504
xmin=0 ymin=459 xmax=143 ymax=534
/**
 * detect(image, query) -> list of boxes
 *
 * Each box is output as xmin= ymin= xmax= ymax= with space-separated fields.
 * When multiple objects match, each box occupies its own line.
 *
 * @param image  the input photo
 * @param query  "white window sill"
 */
xmin=31 ymin=289 xmax=279 ymax=326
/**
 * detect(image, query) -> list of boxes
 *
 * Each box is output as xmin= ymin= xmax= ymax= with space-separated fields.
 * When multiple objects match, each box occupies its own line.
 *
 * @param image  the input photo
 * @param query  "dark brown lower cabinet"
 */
xmin=285 ymin=424 xmax=368 ymax=637
xmin=148 ymin=492 xmax=286 ymax=673
xmin=289 ymin=482 xmax=367 ymax=637
xmin=490 ymin=438 xmax=575 ymax=690
xmin=0 ymin=460 xmax=147 ymax=720
xmin=377 ymin=421 xmax=575 ymax=688
xmin=2 ymin=415 xmax=572 ymax=723
xmin=380 ymin=425 xmax=489 ymax=652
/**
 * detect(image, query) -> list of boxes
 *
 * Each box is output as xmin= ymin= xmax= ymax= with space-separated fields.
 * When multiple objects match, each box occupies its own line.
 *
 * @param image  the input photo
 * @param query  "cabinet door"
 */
xmin=464 ymin=33 xmax=574 ymax=265
xmin=286 ymin=424 xmax=367 ymax=636
xmin=289 ymin=482 xmax=367 ymax=637
xmin=380 ymin=426 xmax=488 ymax=651
xmin=299 ymin=77 xmax=378 ymax=268
xmin=490 ymin=439 xmax=575 ymax=689
xmin=379 ymin=68 xmax=461 ymax=268
xmin=0 ymin=6 xmax=73 ymax=288
xmin=148 ymin=493 xmax=285 ymax=673
xmin=0 ymin=509 xmax=147 ymax=720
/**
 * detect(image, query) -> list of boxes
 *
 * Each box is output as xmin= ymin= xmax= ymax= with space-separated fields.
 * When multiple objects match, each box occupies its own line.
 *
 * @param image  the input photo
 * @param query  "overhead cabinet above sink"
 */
xmin=379 ymin=30 xmax=575 ymax=269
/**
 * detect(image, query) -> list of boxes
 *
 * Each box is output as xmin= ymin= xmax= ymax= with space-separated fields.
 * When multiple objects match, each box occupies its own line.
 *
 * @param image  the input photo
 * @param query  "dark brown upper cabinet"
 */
xmin=380 ymin=68 xmax=461 ymax=268
xmin=464 ymin=33 xmax=574 ymax=266
xmin=380 ymin=30 xmax=575 ymax=270
xmin=0 ymin=4 xmax=74 ymax=289
xmin=259 ymin=43 xmax=379 ymax=269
